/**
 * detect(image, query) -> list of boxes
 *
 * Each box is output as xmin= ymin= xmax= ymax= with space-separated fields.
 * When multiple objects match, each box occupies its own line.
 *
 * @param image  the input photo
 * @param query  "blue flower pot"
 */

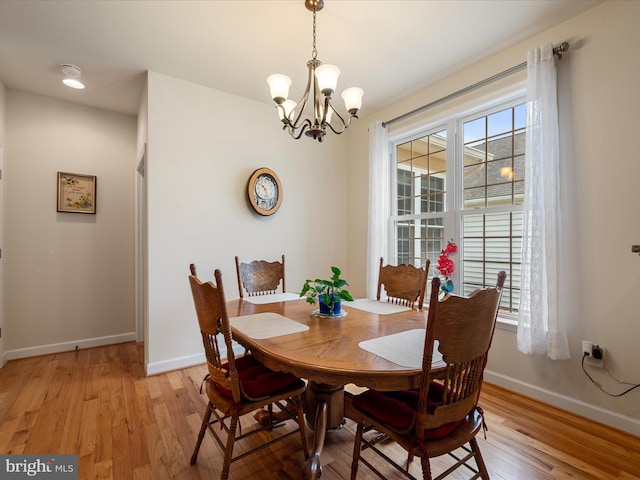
xmin=319 ymin=297 xmax=341 ymax=316
xmin=441 ymin=280 xmax=454 ymax=294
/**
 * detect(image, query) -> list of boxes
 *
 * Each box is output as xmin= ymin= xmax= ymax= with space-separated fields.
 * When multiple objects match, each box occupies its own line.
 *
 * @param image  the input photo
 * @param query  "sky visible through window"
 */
xmin=464 ymin=103 xmax=526 ymax=143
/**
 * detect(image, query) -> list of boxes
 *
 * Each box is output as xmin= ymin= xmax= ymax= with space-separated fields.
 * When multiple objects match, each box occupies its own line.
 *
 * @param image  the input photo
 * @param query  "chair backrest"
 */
xmin=188 ymin=264 xmax=241 ymax=403
xmin=416 ymin=271 xmax=506 ymax=438
xmin=235 ymin=255 xmax=285 ymax=298
xmin=376 ymin=257 xmax=430 ymax=309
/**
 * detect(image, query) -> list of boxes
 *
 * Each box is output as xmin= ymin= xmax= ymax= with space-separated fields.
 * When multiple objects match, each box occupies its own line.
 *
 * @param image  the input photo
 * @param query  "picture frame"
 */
xmin=57 ymin=172 xmax=97 ymax=214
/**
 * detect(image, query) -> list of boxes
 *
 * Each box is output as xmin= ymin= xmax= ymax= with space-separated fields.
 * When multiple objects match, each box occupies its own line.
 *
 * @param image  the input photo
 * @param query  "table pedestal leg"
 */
xmin=302 ymin=382 xmax=346 ymax=479
xmin=302 ymin=401 xmax=327 ymax=480
xmin=304 ymin=382 xmax=346 ymax=430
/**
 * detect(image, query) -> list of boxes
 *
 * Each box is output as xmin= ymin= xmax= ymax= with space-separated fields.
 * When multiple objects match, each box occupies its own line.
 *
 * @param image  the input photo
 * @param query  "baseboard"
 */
xmin=484 ymin=370 xmax=640 ymax=438
xmin=145 ymin=343 xmax=246 ymax=376
xmin=3 ymin=332 xmax=137 ymax=363
xmin=145 ymin=352 xmax=205 ymax=376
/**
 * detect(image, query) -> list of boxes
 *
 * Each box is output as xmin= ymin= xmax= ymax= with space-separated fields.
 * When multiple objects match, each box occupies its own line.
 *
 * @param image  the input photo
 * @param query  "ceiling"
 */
xmin=0 ymin=0 xmax=601 ymax=117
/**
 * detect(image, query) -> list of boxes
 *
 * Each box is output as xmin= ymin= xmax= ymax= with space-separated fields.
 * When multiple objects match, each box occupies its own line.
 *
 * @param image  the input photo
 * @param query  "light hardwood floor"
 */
xmin=0 ymin=342 xmax=638 ymax=479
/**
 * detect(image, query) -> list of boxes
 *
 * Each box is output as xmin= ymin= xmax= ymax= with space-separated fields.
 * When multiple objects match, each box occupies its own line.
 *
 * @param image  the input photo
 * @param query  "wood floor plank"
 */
xmin=1 ymin=342 xmax=639 ymax=480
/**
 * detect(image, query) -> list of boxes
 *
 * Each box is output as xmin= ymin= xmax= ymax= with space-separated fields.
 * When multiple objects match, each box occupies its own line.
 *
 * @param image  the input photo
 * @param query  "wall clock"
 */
xmin=247 ymin=167 xmax=282 ymax=216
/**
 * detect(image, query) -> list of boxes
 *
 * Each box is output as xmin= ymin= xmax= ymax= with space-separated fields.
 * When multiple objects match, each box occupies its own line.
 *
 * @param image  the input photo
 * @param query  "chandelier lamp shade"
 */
xmin=267 ymin=0 xmax=364 ymax=142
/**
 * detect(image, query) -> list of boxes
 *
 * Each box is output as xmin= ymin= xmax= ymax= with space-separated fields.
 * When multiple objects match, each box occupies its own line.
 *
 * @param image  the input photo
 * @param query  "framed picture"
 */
xmin=57 ymin=172 xmax=97 ymax=214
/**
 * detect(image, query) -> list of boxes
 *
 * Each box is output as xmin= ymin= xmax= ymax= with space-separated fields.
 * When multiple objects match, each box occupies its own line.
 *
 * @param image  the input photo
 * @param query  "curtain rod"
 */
xmin=382 ymin=42 xmax=569 ymax=128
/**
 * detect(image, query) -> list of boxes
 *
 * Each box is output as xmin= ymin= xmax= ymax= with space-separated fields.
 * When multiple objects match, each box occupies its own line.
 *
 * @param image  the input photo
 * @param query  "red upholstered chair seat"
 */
xmin=217 ymin=354 xmax=303 ymax=400
xmin=352 ymin=381 xmax=463 ymax=439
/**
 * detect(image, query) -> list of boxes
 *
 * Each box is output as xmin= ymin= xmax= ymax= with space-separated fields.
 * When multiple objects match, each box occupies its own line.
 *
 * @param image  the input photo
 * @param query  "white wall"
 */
xmin=4 ymin=91 xmax=137 ymax=359
xmin=144 ymin=72 xmax=349 ymax=374
xmin=346 ymin=0 xmax=640 ymax=435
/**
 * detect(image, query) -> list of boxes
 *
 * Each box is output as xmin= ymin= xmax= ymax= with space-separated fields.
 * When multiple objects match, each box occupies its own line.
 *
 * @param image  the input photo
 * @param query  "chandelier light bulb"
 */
xmin=267 ymin=74 xmax=292 ymax=104
xmin=279 ymin=99 xmax=297 ymax=121
xmin=315 ymin=64 xmax=340 ymax=96
xmin=341 ymin=87 xmax=364 ymax=114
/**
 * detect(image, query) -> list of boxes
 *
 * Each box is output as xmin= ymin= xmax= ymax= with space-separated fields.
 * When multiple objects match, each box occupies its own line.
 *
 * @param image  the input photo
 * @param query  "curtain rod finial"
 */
xmin=553 ymin=42 xmax=569 ymax=58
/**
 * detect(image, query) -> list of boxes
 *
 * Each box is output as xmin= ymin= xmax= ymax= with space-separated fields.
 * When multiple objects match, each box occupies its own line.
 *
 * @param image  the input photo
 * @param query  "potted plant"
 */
xmin=300 ymin=266 xmax=354 ymax=316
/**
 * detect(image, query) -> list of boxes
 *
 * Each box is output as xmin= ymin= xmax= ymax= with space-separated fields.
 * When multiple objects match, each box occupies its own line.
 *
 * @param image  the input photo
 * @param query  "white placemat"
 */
xmin=343 ymin=298 xmax=412 ymax=315
xmin=358 ymin=329 xmax=441 ymax=368
xmin=243 ymin=292 xmax=302 ymax=304
xmin=229 ymin=312 xmax=309 ymax=339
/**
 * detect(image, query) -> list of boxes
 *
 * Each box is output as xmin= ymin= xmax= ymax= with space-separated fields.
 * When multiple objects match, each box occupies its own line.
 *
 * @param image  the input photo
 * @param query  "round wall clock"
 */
xmin=247 ymin=167 xmax=283 ymax=216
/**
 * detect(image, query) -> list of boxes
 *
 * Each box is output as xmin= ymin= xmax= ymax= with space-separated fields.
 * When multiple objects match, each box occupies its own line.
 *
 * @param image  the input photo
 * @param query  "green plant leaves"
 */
xmin=300 ymin=266 xmax=352 ymax=307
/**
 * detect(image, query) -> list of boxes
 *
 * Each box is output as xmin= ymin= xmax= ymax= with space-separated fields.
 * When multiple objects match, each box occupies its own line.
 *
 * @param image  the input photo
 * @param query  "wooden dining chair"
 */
xmin=346 ymin=271 xmax=506 ymax=480
xmin=235 ymin=255 xmax=286 ymax=298
xmin=188 ymin=264 xmax=309 ymax=480
xmin=377 ymin=257 xmax=430 ymax=309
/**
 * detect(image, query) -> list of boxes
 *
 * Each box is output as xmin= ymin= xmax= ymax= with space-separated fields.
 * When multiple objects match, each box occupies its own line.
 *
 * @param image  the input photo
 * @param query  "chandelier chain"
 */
xmin=312 ymin=10 xmax=318 ymax=60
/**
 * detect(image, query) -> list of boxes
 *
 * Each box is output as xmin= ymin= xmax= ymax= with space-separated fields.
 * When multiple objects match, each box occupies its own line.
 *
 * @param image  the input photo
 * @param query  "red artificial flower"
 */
xmin=437 ymin=256 xmax=454 ymax=276
xmin=436 ymin=241 xmax=457 ymax=278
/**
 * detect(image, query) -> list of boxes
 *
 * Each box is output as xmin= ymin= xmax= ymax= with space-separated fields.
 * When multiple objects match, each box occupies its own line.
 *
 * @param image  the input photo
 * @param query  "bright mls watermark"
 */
xmin=0 ymin=455 xmax=78 ymax=479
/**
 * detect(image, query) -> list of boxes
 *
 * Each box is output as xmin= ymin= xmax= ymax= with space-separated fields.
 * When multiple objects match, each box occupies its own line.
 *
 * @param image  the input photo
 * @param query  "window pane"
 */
xmin=463 ymin=237 xmax=483 ymax=261
xmin=513 ymin=154 xmax=525 ymax=181
xmin=487 ymin=183 xmax=514 ymax=207
xmin=463 ymin=103 xmax=526 ymax=209
xmin=514 ymin=133 xmax=525 ymax=156
xmin=396 ymin=131 xmax=447 ymax=216
xmin=488 ymin=109 xmax=512 ymax=137
xmin=464 ymin=162 xmax=485 ymax=188
xmin=464 ymin=140 xmax=487 ymax=163
xmin=464 ymin=186 xmax=486 ymax=209
xmin=462 ymin=212 xmax=522 ymax=313
xmin=463 ymin=117 xmax=485 ymax=143
xmin=392 ymin=218 xmax=441 ymax=269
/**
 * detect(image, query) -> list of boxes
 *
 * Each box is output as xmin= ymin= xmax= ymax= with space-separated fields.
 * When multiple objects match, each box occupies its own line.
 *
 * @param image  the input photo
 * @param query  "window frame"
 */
xmin=387 ymin=87 xmax=526 ymax=325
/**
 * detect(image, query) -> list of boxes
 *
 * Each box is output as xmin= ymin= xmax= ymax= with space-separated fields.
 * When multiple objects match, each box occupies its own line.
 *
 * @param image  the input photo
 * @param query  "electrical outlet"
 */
xmin=587 ymin=343 xmax=605 ymax=368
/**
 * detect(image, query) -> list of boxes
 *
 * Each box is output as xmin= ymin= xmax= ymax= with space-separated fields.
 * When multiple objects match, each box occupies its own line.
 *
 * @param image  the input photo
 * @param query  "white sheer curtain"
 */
xmin=366 ymin=121 xmax=389 ymax=298
xmin=517 ymin=44 xmax=570 ymax=360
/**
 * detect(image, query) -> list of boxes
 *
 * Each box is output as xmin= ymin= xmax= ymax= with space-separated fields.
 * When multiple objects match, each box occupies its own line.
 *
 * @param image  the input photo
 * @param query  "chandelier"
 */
xmin=267 ymin=0 xmax=364 ymax=142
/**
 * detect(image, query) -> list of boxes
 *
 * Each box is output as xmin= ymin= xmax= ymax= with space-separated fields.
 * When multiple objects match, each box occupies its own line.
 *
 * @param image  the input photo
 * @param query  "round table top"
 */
xmin=227 ymin=297 xmax=439 ymax=391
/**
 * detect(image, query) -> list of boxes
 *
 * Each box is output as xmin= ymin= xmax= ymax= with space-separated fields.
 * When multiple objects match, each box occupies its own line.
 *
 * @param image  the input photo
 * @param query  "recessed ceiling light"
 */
xmin=60 ymin=63 xmax=85 ymax=89
xmin=62 ymin=78 xmax=85 ymax=89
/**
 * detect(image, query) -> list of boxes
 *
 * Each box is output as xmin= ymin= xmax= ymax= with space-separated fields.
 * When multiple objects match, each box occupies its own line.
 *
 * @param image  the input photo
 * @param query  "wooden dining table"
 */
xmin=227 ymin=295 xmax=443 ymax=480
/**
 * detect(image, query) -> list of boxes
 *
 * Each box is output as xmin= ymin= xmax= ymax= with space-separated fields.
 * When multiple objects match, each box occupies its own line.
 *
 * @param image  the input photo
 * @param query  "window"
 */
xmin=393 ymin=130 xmax=446 ymax=267
xmin=390 ymin=97 xmax=524 ymax=314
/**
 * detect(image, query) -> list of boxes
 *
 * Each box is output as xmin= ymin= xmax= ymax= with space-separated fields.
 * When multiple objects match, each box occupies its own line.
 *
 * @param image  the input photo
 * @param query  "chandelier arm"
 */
xmin=287 ymin=59 xmax=318 ymax=129
xmin=289 ymin=119 xmax=313 ymax=139
xmin=324 ymin=120 xmax=347 ymax=135
xmin=275 ymin=104 xmax=291 ymax=127
xmin=323 ymin=105 xmax=355 ymax=135
xmin=320 ymin=96 xmax=331 ymax=125
xmin=325 ymin=115 xmax=358 ymax=135
xmin=288 ymin=92 xmax=310 ymax=129
xmin=314 ymin=89 xmax=323 ymax=128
